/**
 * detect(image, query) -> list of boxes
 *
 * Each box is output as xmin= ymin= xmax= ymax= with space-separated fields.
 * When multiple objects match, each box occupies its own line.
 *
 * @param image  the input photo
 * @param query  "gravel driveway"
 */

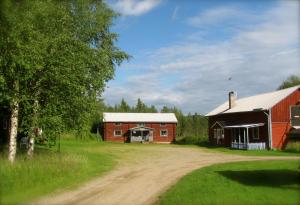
xmin=30 ymin=145 xmax=299 ymax=205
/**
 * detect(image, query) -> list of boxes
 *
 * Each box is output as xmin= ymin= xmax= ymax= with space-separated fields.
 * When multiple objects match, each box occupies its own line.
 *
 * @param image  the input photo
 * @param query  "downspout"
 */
xmin=263 ymin=109 xmax=273 ymax=150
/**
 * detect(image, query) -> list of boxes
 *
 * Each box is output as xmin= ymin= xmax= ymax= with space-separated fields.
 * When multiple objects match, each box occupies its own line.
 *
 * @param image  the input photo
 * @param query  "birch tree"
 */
xmin=0 ymin=0 xmax=128 ymax=162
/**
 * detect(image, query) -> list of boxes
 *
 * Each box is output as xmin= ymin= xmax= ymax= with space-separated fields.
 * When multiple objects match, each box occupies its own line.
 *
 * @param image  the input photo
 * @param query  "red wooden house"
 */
xmin=103 ymin=112 xmax=178 ymax=143
xmin=206 ymin=86 xmax=300 ymax=150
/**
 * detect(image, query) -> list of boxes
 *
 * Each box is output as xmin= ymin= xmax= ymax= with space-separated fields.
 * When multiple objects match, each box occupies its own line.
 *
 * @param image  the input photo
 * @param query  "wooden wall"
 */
xmin=208 ymin=111 xmax=269 ymax=147
xmin=103 ymin=122 xmax=176 ymax=143
xmin=271 ymin=88 xmax=300 ymax=149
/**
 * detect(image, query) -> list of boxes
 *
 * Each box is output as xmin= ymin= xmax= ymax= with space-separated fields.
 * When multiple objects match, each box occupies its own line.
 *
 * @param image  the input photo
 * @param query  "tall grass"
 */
xmin=285 ymin=140 xmax=300 ymax=152
xmin=0 ymin=139 xmax=114 ymax=205
xmin=175 ymin=135 xmax=207 ymax=145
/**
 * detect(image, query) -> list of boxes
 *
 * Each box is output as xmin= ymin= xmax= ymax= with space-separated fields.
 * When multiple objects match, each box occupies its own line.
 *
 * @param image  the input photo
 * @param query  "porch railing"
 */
xmin=231 ymin=142 xmax=266 ymax=150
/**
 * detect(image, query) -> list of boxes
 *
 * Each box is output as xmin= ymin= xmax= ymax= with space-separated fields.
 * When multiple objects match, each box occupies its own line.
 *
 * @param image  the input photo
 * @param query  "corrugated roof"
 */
xmin=206 ymin=85 xmax=300 ymax=116
xmin=103 ymin=112 xmax=178 ymax=123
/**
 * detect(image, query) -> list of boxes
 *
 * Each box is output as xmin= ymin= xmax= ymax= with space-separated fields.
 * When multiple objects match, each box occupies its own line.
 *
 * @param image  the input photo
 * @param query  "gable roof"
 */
xmin=103 ymin=112 xmax=178 ymax=123
xmin=206 ymin=85 xmax=300 ymax=116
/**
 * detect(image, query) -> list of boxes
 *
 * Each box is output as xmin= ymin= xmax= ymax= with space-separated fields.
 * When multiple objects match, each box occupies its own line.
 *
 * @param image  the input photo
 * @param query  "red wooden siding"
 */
xmin=272 ymin=122 xmax=291 ymax=149
xmin=271 ymin=88 xmax=300 ymax=122
xmin=103 ymin=122 xmax=176 ymax=143
xmin=271 ymin=88 xmax=300 ymax=149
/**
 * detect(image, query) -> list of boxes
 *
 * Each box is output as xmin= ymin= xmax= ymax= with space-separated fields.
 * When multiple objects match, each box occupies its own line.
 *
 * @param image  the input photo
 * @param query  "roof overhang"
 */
xmin=224 ymin=123 xmax=265 ymax=129
xmin=210 ymin=121 xmax=227 ymax=128
xmin=129 ymin=126 xmax=154 ymax=131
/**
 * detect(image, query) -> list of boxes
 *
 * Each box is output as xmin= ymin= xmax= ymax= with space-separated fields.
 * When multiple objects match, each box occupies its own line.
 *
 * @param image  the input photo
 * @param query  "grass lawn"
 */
xmin=0 ymin=138 xmax=116 ymax=205
xmin=176 ymin=138 xmax=300 ymax=156
xmin=157 ymin=160 xmax=300 ymax=205
xmin=200 ymin=146 xmax=300 ymax=156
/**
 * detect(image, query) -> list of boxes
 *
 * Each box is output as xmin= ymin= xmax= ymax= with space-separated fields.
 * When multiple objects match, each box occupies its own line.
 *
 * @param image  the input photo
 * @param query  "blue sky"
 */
xmin=104 ymin=0 xmax=300 ymax=114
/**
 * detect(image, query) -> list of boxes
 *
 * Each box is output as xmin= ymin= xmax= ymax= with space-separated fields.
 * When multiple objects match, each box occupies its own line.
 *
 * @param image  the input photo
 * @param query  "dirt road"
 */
xmin=31 ymin=146 xmax=299 ymax=205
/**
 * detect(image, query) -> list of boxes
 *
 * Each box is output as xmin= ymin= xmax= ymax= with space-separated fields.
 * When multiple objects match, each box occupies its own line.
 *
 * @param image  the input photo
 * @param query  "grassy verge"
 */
xmin=176 ymin=136 xmax=300 ymax=156
xmin=0 ymin=138 xmax=115 ymax=205
xmin=157 ymin=160 xmax=300 ymax=205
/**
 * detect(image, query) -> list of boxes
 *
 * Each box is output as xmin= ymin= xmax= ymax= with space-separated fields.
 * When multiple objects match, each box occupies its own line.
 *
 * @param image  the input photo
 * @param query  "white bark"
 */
xmin=8 ymin=99 xmax=19 ymax=163
xmin=27 ymin=135 xmax=35 ymax=156
xmin=27 ymin=99 xmax=38 ymax=157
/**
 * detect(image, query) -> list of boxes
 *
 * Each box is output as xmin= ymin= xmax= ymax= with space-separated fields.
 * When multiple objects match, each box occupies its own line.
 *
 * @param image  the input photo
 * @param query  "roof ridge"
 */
xmin=206 ymin=85 xmax=300 ymax=116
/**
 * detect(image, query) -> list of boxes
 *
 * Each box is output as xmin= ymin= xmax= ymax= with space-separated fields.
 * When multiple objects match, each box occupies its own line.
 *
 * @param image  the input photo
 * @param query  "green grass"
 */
xmin=176 ymin=136 xmax=300 ymax=156
xmin=157 ymin=160 xmax=300 ymax=205
xmin=201 ymin=146 xmax=300 ymax=156
xmin=0 ymin=138 xmax=115 ymax=205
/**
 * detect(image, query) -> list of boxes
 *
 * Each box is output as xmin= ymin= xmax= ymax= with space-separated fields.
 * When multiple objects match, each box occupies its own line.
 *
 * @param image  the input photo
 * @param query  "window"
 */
xmin=213 ymin=128 xmax=224 ymax=139
xmin=114 ymin=122 xmax=122 ymax=126
xmin=160 ymin=123 xmax=166 ymax=127
xmin=291 ymin=105 xmax=300 ymax=126
xmin=160 ymin=130 xmax=168 ymax=137
xmin=137 ymin=123 xmax=145 ymax=127
xmin=114 ymin=130 xmax=122 ymax=137
xmin=252 ymin=127 xmax=259 ymax=139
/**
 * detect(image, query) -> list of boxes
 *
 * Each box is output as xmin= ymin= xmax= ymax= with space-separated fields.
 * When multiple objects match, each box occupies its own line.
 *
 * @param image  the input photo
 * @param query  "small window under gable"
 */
xmin=114 ymin=122 xmax=122 ymax=126
xmin=211 ymin=121 xmax=225 ymax=141
xmin=160 ymin=123 xmax=166 ymax=127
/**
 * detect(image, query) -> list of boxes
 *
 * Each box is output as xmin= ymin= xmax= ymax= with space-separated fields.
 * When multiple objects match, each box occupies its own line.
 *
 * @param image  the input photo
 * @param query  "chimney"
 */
xmin=229 ymin=91 xmax=237 ymax=109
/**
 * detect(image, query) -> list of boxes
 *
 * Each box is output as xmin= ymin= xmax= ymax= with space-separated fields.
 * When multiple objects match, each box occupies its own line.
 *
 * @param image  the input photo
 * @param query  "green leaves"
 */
xmin=278 ymin=75 xmax=300 ymax=90
xmin=0 ymin=0 xmax=129 ymax=144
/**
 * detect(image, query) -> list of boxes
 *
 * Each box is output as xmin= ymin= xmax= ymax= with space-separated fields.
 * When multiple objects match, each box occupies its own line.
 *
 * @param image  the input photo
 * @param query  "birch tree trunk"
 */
xmin=8 ymin=99 xmax=19 ymax=163
xmin=27 ymin=99 xmax=38 ymax=157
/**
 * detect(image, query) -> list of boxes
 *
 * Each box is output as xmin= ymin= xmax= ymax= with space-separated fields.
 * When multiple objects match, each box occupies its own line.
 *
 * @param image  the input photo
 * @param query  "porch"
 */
xmin=129 ymin=126 xmax=153 ymax=143
xmin=224 ymin=123 xmax=266 ymax=150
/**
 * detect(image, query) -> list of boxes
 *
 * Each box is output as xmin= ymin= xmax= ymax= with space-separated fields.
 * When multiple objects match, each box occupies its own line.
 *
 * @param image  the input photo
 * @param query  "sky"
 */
xmin=103 ymin=0 xmax=300 ymax=115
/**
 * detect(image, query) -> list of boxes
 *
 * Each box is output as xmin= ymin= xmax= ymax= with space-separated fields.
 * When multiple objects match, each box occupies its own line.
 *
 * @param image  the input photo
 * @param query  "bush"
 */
xmin=285 ymin=140 xmax=300 ymax=152
xmin=176 ymin=135 xmax=208 ymax=145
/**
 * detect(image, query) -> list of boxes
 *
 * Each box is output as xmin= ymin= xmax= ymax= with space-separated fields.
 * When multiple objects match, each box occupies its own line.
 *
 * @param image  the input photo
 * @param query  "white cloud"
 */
xmin=187 ymin=6 xmax=244 ymax=27
xmin=108 ymin=0 xmax=162 ymax=16
xmin=104 ymin=1 xmax=300 ymax=114
xmin=171 ymin=5 xmax=179 ymax=20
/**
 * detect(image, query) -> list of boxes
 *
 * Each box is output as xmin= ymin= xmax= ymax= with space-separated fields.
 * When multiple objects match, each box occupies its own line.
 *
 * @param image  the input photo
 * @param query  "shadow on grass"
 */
xmin=218 ymin=169 xmax=300 ymax=189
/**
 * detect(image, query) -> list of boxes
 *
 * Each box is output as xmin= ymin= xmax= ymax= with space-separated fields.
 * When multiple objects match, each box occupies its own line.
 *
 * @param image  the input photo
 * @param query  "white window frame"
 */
xmin=252 ymin=127 xmax=259 ymax=140
xmin=213 ymin=129 xmax=217 ymax=139
xmin=160 ymin=130 xmax=168 ymax=137
xmin=114 ymin=130 xmax=122 ymax=137
xmin=114 ymin=122 xmax=122 ymax=126
xmin=213 ymin=128 xmax=224 ymax=139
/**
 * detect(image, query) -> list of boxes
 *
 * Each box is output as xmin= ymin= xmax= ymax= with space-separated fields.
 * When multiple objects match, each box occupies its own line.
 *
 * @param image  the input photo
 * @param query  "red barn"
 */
xmin=206 ymin=86 xmax=300 ymax=150
xmin=103 ymin=112 xmax=178 ymax=143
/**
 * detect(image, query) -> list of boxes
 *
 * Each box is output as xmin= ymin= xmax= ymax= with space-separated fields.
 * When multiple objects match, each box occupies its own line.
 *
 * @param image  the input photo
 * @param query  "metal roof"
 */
xmin=224 ymin=123 xmax=265 ymax=128
xmin=206 ymin=85 xmax=300 ymax=116
xmin=103 ymin=112 xmax=178 ymax=123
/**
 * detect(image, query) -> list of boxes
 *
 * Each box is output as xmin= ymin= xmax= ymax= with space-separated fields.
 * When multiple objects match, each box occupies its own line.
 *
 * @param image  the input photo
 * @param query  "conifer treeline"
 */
xmin=99 ymin=98 xmax=208 ymax=139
